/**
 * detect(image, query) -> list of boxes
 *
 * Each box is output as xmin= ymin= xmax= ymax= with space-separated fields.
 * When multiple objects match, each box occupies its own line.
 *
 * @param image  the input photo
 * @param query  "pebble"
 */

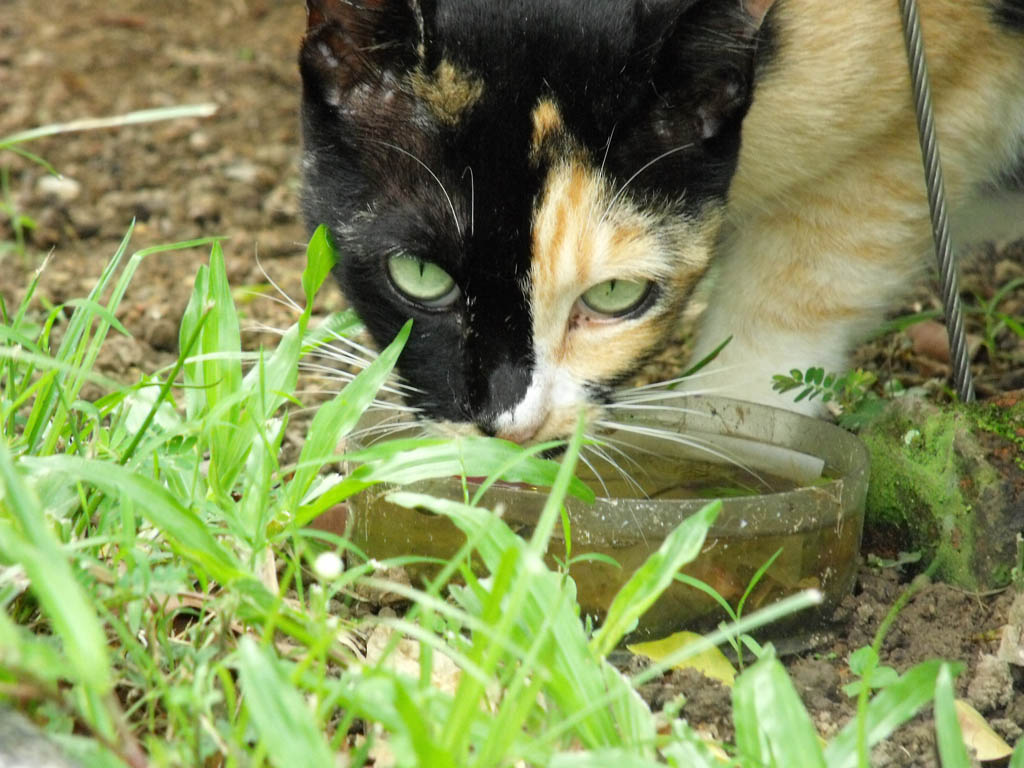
xmin=35 ymin=174 xmax=81 ymax=203
xmin=994 ymin=257 xmax=1024 ymax=285
xmin=187 ymin=192 xmax=221 ymax=223
xmin=905 ymin=320 xmax=950 ymax=363
xmin=224 ymin=160 xmax=261 ymax=184
xmin=263 ymin=183 xmax=298 ymax=224
xmin=188 ymin=130 xmax=212 ymax=152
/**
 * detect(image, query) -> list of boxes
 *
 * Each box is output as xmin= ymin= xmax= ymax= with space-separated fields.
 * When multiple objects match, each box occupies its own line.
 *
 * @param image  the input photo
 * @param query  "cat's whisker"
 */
xmin=363 ymin=400 xmax=420 ymax=414
xmin=603 ymin=402 xmax=707 ymax=417
xmin=588 ymin=435 xmax=648 ymax=478
xmin=368 ymin=138 xmax=463 ymax=236
xmin=301 ymin=354 xmax=382 ymax=376
xmin=297 ymin=340 xmax=375 ymax=364
xmin=294 ymin=359 xmax=421 ymax=400
xmin=581 ymin=440 xmax=649 ymax=544
xmin=588 ymin=432 xmax=668 ymax=475
xmin=297 ymin=330 xmax=427 ymax=395
xmin=576 ymin=450 xmax=610 ymax=498
xmin=311 ymin=333 xmax=381 ymax=364
xmin=610 ymin=387 xmax=728 ymax=405
xmin=241 ymin=319 xmax=375 ymax=366
xmin=583 ymin=440 xmax=646 ymax=498
xmin=254 ymin=254 xmax=304 ymax=314
xmin=599 ymin=122 xmax=617 ymax=176
xmin=297 ymin=374 xmax=419 ymax=402
xmin=311 ymin=337 xmax=425 ymax=394
xmin=240 ymin=291 xmax=301 ymax=312
xmin=581 ymin=125 xmax=618 ymax=238
xmin=345 ymin=416 xmax=421 ymax=445
xmin=282 ymin=398 xmax=414 ymax=422
xmin=594 ymin=419 xmax=766 ymax=487
xmin=612 ymin=362 xmax=743 ymax=395
xmin=285 ymin=391 xmax=418 ymax=418
xmin=462 ymin=165 xmax=475 ymax=237
xmin=599 ymin=143 xmax=694 ymax=224
xmin=611 ymin=384 xmax=736 ymax=404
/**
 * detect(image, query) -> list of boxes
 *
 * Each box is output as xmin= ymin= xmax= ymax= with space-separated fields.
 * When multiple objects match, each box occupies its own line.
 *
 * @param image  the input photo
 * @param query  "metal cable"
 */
xmin=897 ymin=0 xmax=975 ymax=403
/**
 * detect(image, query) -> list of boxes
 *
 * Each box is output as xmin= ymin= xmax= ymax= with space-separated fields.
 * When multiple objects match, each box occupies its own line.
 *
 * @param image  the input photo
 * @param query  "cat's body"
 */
xmin=299 ymin=0 xmax=1024 ymax=444
xmin=695 ymin=0 xmax=1024 ymax=410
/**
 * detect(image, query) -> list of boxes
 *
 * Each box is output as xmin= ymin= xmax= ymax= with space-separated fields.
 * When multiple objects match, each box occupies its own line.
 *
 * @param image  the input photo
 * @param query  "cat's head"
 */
xmin=299 ymin=0 xmax=773 ymax=443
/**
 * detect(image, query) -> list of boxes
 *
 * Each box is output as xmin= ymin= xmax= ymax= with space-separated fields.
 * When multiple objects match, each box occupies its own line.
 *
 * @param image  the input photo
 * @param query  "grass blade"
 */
xmin=0 ymin=104 xmax=218 ymax=147
xmin=934 ymin=664 xmax=971 ymax=768
xmin=389 ymin=491 xmax=656 ymax=754
xmin=301 ymin=225 xmax=334 ymax=327
xmin=235 ymin=637 xmax=335 ymax=767
xmin=286 ymin=319 xmax=411 ymax=512
xmin=0 ymin=443 xmax=111 ymax=693
xmin=1011 ymin=737 xmax=1024 ymax=768
xmin=590 ymin=500 xmax=719 ymax=657
xmin=733 ymin=656 xmax=826 ymax=768
xmin=22 ymin=455 xmax=243 ymax=584
xmin=825 ymin=659 xmax=954 ymax=768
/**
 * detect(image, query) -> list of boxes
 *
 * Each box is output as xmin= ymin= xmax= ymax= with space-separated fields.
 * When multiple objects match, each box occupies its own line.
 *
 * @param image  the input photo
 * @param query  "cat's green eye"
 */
xmin=580 ymin=278 xmax=653 ymax=316
xmin=387 ymin=253 xmax=458 ymax=306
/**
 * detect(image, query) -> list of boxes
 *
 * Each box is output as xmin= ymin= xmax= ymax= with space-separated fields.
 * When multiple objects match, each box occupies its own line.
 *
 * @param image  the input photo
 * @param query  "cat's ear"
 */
xmin=301 ymin=0 xmax=423 ymax=94
xmin=644 ymin=0 xmax=778 ymax=143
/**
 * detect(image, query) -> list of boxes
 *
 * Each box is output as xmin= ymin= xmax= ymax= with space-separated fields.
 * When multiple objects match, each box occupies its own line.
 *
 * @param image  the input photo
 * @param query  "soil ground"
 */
xmin=1 ymin=2 xmax=1023 ymax=765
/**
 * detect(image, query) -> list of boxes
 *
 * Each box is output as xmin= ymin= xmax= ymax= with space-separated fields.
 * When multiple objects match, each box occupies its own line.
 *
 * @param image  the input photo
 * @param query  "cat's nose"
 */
xmin=483 ymin=360 xmax=532 ymax=417
xmin=481 ymin=360 xmax=545 ymax=444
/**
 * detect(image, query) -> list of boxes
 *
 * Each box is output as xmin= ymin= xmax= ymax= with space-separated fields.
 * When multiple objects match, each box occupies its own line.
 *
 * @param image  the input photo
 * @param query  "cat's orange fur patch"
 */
xmin=529 ymin=158 xmax=719 ymax=385
xmin=410 ymin=60 xmax=484 ymax=125
xmin=530 ymin=98 xmax=564 ymax=153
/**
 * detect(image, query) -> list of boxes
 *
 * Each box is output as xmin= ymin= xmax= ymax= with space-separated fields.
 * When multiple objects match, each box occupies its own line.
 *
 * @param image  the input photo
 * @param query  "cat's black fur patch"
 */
xmin=994 ymin=0 xmax=1024 ymax=32
xmin=300 ymin=0 xmax=768 ymax=431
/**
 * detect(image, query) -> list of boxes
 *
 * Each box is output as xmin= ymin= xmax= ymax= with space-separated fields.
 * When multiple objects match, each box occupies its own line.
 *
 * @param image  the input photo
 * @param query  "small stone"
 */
xmin=993 ymin=257 xmax=1024 ymax=285
xmin=224 ymin=160 xmax=260 ymax=184
xmin=189 ymin=130 xmax=212 ymax=152
xmin=187 ymin=192 xmax=221 ymax=224
xmin=35 ymin=174 xmax=81 ymax=203
xmin=967 ymin=654 xmax=1014 ymax=713
xmin=263 ymin=183 xmax=298 ymax=224
xmin=144 ymin=319 xmax=179 ymax=353
xmin=905 ymin=320 xmax=950 ymax=363
xmin=224 ymin=161 xmax=276 ymax=188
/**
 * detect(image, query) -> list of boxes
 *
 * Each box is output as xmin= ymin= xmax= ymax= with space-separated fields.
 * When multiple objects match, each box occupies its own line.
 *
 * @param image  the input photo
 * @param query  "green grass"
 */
xmin=1 ymin=216 xmax=1019 ymax=763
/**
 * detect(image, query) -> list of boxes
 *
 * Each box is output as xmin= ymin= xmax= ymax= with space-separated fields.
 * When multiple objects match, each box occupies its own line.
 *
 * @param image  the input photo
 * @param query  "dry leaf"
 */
xmin=628 ymin=631 xmax=736 ymax=687
xmin=955 ymin=699 xmax=1013 ymax=762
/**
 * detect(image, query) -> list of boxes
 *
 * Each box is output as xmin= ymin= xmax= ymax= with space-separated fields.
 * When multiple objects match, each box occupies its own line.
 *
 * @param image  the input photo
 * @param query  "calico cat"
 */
xmin=299 ymin=0 xmax=1024 ymax=445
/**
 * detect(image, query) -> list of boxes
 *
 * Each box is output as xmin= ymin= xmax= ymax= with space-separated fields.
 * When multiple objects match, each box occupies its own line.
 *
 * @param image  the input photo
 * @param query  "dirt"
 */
xmin=1 ymin=2 xmax=1022 ymax=765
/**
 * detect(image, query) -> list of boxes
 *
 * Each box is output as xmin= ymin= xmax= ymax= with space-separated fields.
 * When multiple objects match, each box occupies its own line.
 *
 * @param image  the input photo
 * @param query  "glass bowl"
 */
xmin=344 ymin=396 xmax=868 ymax=643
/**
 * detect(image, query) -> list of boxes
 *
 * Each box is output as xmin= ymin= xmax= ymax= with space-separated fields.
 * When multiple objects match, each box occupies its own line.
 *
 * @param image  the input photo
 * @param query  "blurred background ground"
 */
xmin=0 ymin=0 xmax=327 ymax=385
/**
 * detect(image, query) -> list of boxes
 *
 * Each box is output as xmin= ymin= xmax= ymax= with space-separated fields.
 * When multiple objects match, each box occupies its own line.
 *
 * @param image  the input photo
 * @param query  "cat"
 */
xmin=298 ymin=0 xmax=1024 ymax=445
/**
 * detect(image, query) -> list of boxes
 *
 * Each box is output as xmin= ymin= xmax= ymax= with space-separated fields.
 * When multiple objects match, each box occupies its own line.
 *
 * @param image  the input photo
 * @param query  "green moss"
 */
xmin=975 ymin=399 xmax=1024 ymax=472
xmin=862 ymin=406 xmax=977 ymax=588
xmin=861 ymin=394 xmax=1023 ymax=589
